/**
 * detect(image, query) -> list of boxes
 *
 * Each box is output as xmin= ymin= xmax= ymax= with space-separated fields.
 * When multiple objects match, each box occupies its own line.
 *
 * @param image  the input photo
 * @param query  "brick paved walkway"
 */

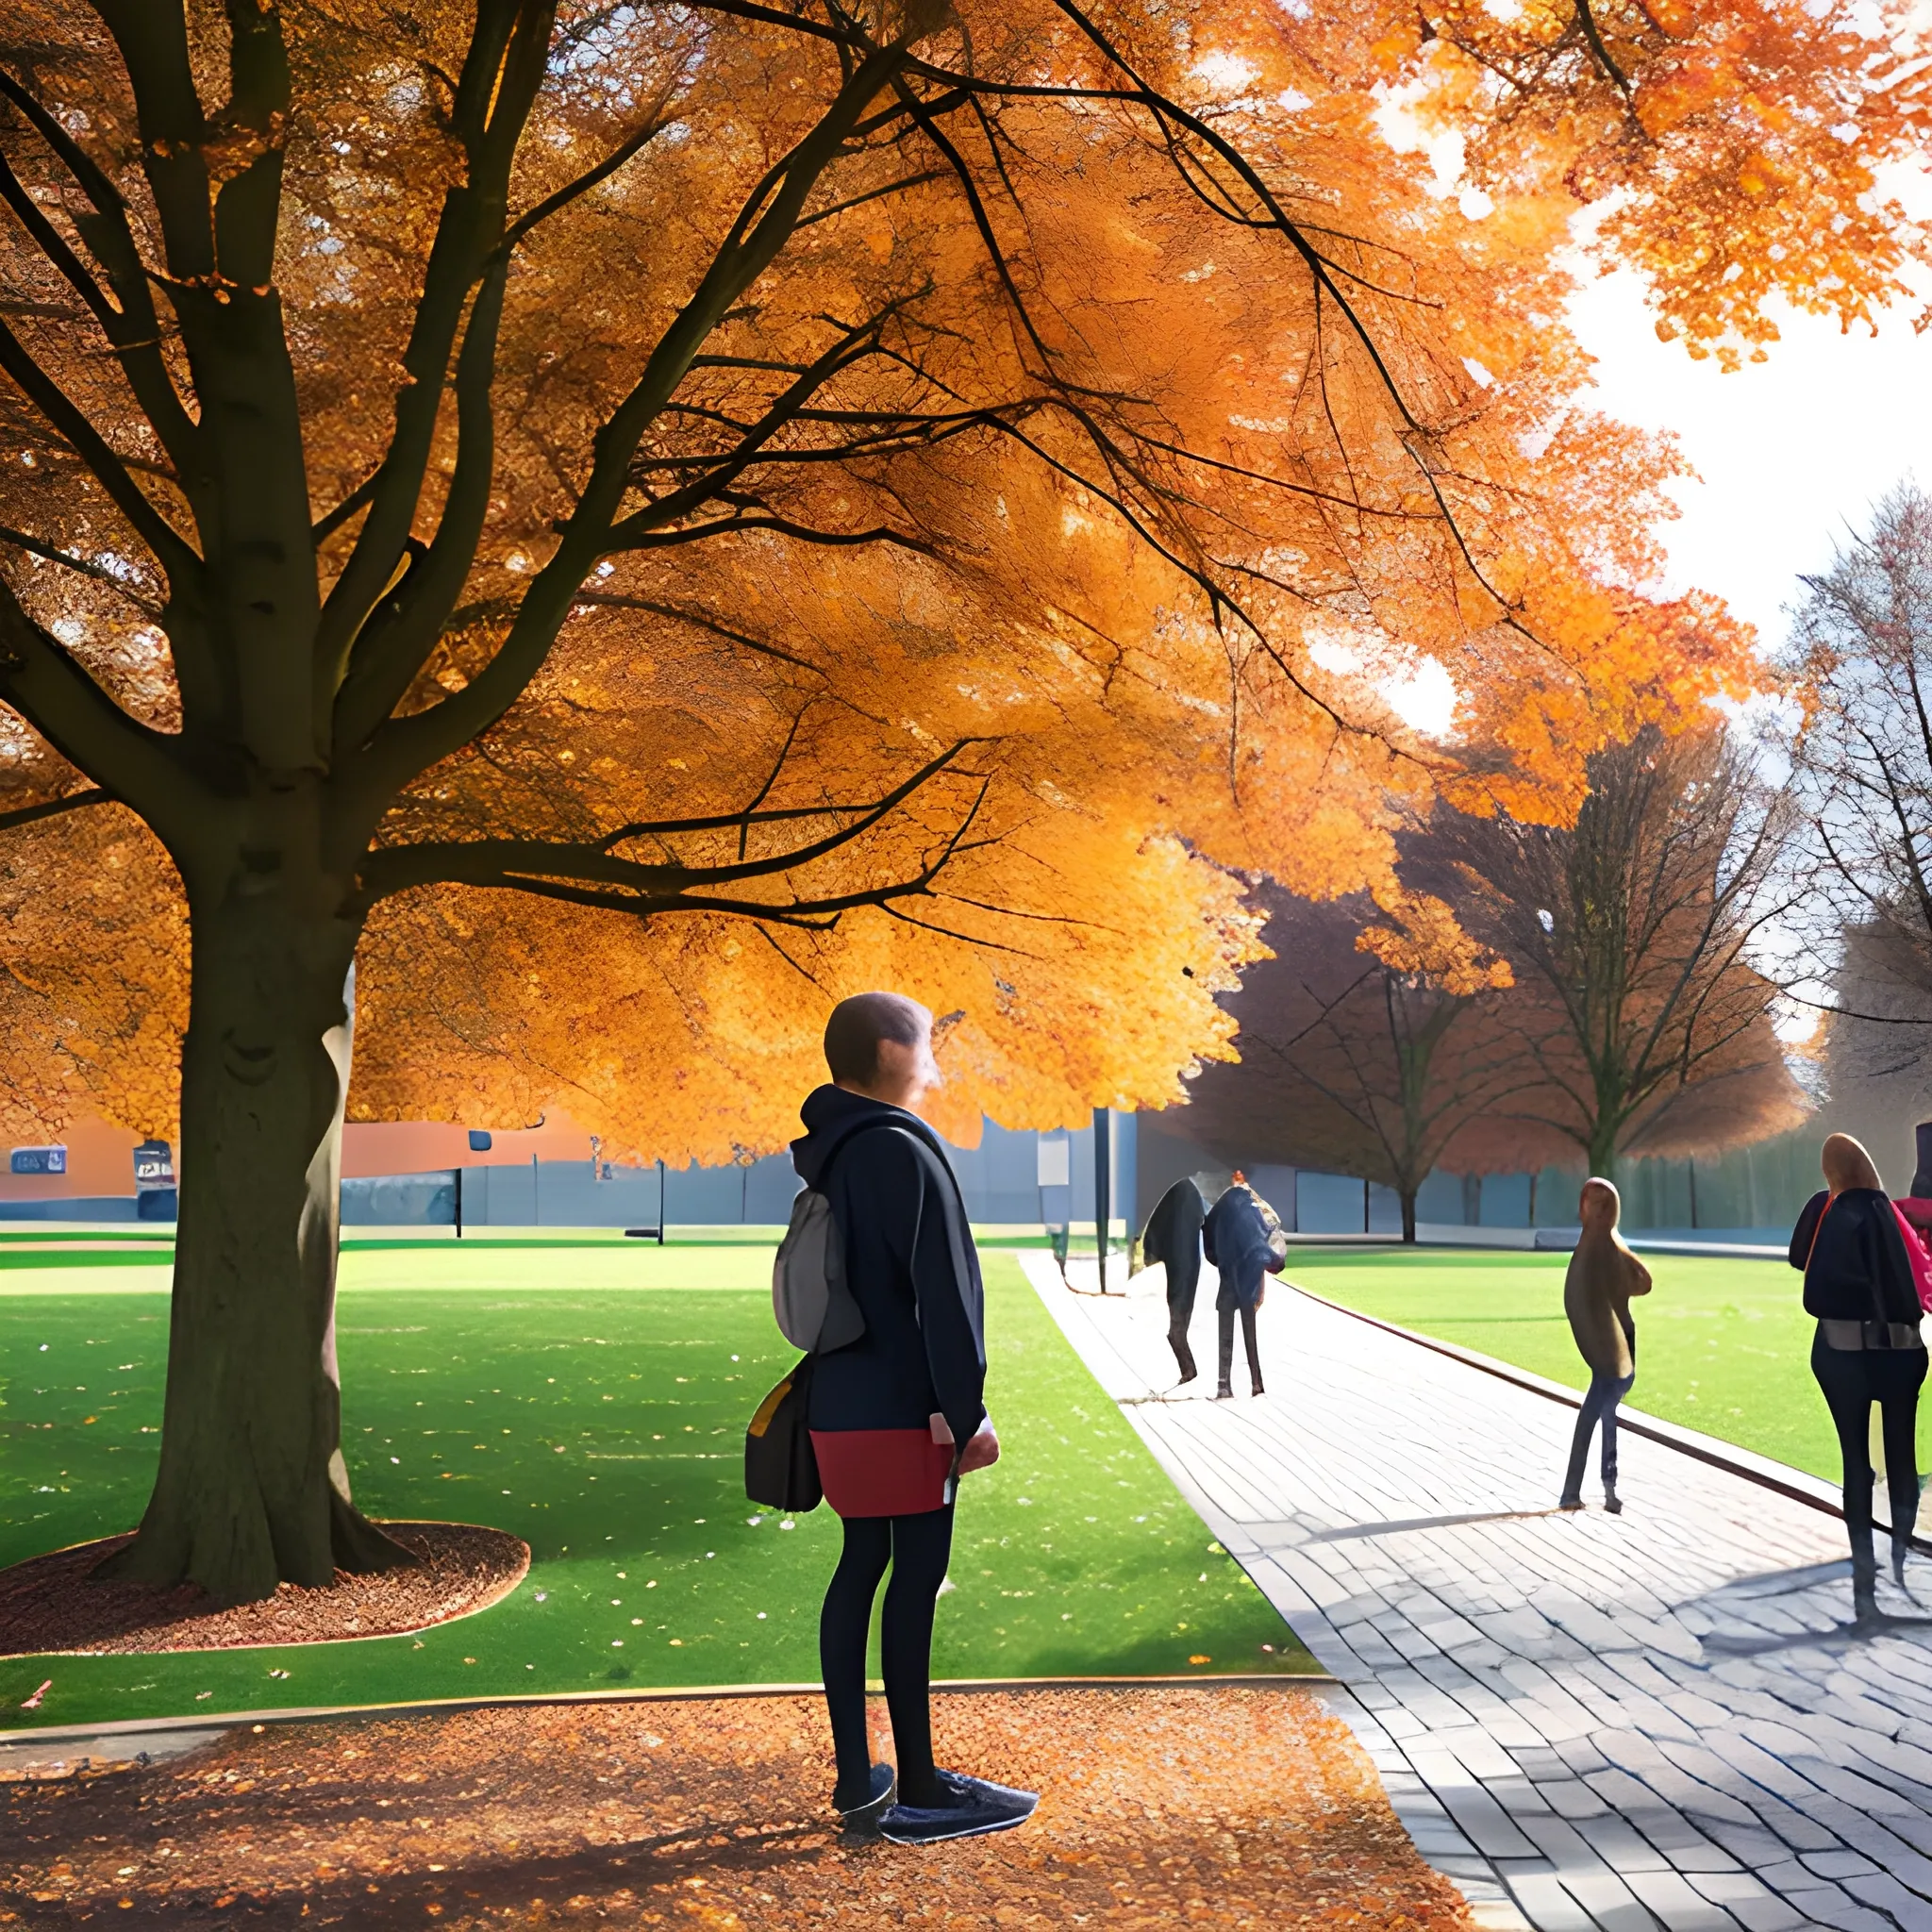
xmin=1022 ymin=1255 xmax=1932 ymax=1932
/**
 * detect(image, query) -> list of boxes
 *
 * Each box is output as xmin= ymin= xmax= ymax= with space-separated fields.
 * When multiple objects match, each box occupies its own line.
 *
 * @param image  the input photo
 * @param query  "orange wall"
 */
xmin=341 ymin=1114 xmax=603 ymax=1178
xmin=0 ymin=1116 xmax=145 ymax=1199
xmin=0 ymin=1112 xmax=608 ymax=1196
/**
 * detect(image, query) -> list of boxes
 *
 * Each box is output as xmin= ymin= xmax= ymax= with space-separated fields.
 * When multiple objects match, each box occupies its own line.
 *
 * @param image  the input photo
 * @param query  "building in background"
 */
xmin=0 ymin=1106 xmax=1837 ymax=1237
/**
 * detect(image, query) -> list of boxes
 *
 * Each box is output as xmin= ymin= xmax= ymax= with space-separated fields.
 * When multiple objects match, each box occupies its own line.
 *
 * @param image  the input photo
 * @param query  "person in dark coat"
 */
xmin=1203 ymin=1173 xmax=1284 ymax=1400
xmin=1141 ymin=1178 xmax=1207 ymax=1383
xmin=793 ymin=991 xmax=1037 ymax=1845
xmin=1789 ymin=1132 xmax=1928 ymax=1616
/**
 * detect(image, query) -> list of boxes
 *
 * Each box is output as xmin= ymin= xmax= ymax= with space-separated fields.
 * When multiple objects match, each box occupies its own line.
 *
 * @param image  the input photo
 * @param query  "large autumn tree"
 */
xmin=0 ymin=0 xmax=1912 ymax=1601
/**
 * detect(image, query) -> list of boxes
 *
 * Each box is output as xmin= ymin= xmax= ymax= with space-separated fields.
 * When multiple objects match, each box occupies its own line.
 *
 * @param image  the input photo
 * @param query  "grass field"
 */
xmin=1283 ymin=1244 xmax=1925 ymax=1484
xmin=0 ymin=1244 xmax=1312 ymax=1733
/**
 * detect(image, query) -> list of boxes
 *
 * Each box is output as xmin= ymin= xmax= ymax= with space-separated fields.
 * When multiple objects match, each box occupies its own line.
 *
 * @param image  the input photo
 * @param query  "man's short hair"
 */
xmin=824 ymin=991 xmax=930 ymax=1086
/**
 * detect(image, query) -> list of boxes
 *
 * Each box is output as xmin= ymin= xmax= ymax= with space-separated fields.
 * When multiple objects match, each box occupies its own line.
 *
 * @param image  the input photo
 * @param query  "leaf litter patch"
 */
xmin=0 ymin=1524 xmax=528 ymax=1657
xmin=0 ymin=1688 xmax=1474 ymax=1928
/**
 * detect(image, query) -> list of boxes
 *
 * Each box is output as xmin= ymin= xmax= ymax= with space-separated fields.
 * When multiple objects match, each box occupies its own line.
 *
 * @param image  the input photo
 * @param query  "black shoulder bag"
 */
xmin=745 ymin=1355 xmax=823 ymax=1512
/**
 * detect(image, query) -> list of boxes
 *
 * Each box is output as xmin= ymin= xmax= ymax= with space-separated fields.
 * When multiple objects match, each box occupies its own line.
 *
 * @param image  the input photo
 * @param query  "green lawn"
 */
xmin=1284 ymin=1245 xmax=1922 ymax=1483
xmin=0 ymin=1246 xmax=1311 ymax=1733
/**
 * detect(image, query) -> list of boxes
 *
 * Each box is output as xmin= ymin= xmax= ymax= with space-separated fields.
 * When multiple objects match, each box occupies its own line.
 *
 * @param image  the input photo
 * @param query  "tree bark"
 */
xmin=96 ymin=873 xmax=413 ymax=1605
xmin=1400 ymin=1189 xmax=1418 ymax=1243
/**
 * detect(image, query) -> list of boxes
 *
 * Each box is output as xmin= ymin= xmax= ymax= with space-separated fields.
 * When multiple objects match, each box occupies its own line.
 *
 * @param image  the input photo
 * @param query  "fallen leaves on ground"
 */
xmin=0 ymin=1524 xmax=528 ymax=1657
xmin=0 ymin=1688 xmax=1470 ymax=1927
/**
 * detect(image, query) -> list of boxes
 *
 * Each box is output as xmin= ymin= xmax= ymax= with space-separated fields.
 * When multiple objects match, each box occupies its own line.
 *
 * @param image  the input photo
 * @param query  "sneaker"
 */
xmin=835 ymin=1761 xmax=896 ymax=1834
xmin=879 ymin=1770 xmax=1039 ymax=1845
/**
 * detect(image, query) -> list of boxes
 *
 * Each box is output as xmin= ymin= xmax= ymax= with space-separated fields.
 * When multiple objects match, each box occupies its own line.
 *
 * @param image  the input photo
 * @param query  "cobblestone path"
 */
xmin=1023 ymin=1255 xmax=1932 ymax=1932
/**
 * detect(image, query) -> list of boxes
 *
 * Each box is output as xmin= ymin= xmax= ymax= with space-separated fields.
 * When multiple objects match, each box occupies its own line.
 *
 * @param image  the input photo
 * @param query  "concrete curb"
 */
xmin=0 ymin=1674 xmax=1332 ymax=1775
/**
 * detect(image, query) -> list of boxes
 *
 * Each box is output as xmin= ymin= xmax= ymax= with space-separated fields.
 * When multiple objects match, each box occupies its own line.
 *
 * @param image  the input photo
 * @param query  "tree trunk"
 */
xmin=1400 ymin=1190 xmax=1418 ymax=1243
xmin=1587 ymin=1123 xmax=1620 ymax=1186
xmin=96 ymin=882 xmax=413 ymax=1605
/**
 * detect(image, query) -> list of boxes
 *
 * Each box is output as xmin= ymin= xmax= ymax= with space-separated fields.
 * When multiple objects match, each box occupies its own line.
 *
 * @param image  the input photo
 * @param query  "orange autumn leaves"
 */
xmin=0 ymin=0 xmax=1917 ymax=1164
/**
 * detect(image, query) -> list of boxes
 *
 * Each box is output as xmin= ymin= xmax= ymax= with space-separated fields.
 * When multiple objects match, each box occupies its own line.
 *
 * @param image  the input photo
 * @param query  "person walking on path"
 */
xmin=1559 ymin=1178 xmax=1651 ymax=1515
xmin=1203 ymin=1172 xmax=1286 ymax=1400
xmin=792 ymin=992 xmax=1038 ymax=1844
xmin=1141 ymin=1177 xmax=1207 ymax=1385
xmin=1789 ymin=1132 xmax=1929 ymax=1616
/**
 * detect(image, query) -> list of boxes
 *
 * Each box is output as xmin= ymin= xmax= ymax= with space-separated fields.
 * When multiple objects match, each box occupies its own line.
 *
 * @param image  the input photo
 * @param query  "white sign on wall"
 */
xmin=1036 ymin=1136 xmax=1070 ymax=1189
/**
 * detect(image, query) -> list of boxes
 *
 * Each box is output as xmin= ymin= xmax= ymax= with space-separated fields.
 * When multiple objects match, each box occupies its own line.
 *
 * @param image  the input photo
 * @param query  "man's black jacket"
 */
xmin=791 ymin=1085 xmax=987 ymax=1448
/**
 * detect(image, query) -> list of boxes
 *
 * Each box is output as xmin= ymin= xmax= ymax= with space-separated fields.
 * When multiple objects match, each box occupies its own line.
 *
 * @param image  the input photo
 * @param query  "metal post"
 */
xmin=1363 ymin=1176 xmax=1371 ymax=1234
xmin=455 ymin=1165 xmax=463 ymax=1240
xmin=532 ymin=1152 xmax=540 ymax=1227
xmin=658 ymin=1159 xmax=667 ymax=1244
xmin=1093 ymin=1107 xmax=1110 ymax=1293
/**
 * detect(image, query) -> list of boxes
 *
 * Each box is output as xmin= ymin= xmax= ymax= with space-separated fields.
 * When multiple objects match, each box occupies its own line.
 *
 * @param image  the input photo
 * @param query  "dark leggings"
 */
xmin=1811 ymin=1332 xmax=1925 ymax=1573
xmin=820 ymin=1505 xmax=955 ymax=1807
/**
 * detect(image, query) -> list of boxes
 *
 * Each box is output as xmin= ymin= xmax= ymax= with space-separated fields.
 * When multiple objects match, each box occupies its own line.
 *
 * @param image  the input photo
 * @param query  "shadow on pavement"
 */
xmin=1699 ymin=1609 xmax=1932 ymax=1658
xmin=1298 ymin=1508 xmax=1569 ymax=1544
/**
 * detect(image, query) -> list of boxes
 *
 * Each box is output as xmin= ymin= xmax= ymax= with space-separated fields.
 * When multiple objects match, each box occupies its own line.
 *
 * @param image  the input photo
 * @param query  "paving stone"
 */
xmin=1779 ymin=1887 xmax=1896 ymax=1932
xmin=1019 ymin=1258 xmax=1932 ymax=1932
xmin=1800 ymin=1852 xmax=1882 ymax=1880
xmin=1682 ymin=1873 xmax=1810 ymax=1932
xmin=1501 ymin=1868 xmax=1603 ymax=1931
xmin=1842 ymin=1872 xmax=1932 ymax=1932
xmin=1621 ymin=1866 xmax=1746 ymax=1930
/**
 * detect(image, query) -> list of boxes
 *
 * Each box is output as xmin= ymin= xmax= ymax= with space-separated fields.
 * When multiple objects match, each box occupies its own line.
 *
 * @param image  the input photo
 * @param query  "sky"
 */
xmin=1568 ymin=268 xmax=1932 ymax=652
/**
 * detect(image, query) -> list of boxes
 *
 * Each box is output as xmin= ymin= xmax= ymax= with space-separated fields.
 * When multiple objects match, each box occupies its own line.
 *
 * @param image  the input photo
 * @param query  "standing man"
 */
xmin=1203 ymin=1172 xmax=1285 ymax=1400
xmin=792 ymin=991 xmax=1039 ymax=1845
xmin=1559 ymin=1177 xmax=1651 ymax=1514
xmin=1141 ymin=1177 xmax=1208 ymax=1384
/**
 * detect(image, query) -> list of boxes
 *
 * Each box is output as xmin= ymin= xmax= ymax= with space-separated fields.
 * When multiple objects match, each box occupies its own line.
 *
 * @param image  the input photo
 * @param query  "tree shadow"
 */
xmin=2 ymin=1807 xmax=843 ymax=1928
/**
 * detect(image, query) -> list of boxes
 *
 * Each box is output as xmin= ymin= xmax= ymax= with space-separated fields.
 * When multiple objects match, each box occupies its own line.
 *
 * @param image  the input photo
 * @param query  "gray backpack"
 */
xmin=773 ymin=1145 xmax=873 ymax=1353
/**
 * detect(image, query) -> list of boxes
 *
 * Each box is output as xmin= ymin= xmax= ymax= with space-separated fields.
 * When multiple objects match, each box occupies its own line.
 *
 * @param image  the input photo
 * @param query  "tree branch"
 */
xmin=0 ymin=786 xmax=114 ymax=834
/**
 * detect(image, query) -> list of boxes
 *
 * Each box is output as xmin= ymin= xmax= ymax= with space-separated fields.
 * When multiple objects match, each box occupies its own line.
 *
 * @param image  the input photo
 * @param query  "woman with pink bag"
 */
xmin=1789 ymin=1133 xmax=1930 ymax=1618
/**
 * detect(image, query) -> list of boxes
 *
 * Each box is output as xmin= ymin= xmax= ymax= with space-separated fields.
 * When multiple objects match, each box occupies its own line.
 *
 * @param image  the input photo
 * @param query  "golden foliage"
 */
xmin=0 ymin=0 xmax=1896 ymax=1160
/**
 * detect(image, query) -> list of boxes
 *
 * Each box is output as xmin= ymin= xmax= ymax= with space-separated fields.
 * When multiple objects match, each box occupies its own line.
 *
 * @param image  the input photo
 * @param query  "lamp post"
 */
xmin=1094 ymin=1107 xmax=1110 ymax=1294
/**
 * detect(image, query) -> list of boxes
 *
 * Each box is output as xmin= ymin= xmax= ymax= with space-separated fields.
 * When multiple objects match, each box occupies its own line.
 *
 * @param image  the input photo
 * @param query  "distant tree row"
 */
xmin=1183 ymin=482 xmax=1932 ymax=1236
xmin=1181 ymin=724 xmax=1806 ymax=1238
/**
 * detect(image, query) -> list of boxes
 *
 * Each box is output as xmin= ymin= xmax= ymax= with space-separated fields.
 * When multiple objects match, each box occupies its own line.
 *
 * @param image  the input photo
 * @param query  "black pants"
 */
xmin=1810 ymin=1332 xmax=1925 ymax=1573
xmin=1562 ymin=1369 xmax=1635 ymax=1499
xmin=820 ymin=1506 xmax=955 ymax=1807
xmin=1218 ymin=1302 xmax=1261 ymax=1392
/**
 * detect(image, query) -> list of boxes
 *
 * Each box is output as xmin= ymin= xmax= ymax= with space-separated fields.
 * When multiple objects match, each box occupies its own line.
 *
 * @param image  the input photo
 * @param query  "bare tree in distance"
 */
xmin=1173 ymin=888 xmax=1565 ymax=1241
xmin=1781 ymin=482 xmax=1932 ymax=1125
xmin=1407 ymin=726 xmax=1809 ymax=1181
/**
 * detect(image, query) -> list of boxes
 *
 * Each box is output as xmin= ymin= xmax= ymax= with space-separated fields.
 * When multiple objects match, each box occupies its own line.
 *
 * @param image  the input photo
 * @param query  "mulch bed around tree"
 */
xmin=0 ymin=1525 xmax=529 ymax=1658
xmin=0 ymin=1687 xmax=1474 ymax=1928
